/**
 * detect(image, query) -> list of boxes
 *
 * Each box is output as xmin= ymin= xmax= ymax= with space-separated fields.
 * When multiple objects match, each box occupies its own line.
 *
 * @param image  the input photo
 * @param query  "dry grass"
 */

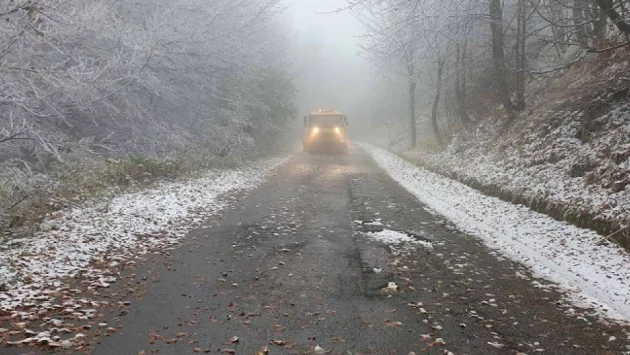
xmin=0 ymin=150 xmax=260 ymax=240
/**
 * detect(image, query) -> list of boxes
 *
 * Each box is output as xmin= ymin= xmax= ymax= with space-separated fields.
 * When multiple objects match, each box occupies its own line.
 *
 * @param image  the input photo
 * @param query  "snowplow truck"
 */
xmin=302 ymin=110 xmax=349 ymax=154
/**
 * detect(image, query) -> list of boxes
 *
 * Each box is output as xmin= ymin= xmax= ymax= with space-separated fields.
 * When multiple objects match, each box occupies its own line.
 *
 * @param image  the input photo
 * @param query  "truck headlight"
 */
xmin=334 ymin=126 xmax=341 ymax=135
xmin=312 ymin=126 xmax=320 ymax=135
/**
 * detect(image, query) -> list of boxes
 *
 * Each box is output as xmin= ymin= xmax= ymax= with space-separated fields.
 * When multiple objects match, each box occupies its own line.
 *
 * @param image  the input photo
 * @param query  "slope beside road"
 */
xmin=2 ymin=147 xmax=629 ymax=354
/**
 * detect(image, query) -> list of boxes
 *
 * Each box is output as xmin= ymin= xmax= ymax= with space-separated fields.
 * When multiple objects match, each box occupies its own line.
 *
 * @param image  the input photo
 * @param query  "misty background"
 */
xmin=3 ymin=0 xmax=630 ymax=236
xmin=281 ymin=0 xmax=401 ymax=138
xmin=283 ymin=0 xmax=372 ymax=116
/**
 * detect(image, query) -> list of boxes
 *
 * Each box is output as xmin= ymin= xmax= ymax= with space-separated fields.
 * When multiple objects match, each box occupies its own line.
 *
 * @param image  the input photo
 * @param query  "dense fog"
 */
xmin=2 ymin=1 xmax=630 ymax=351
xmin=3 ymin=0 xmax=630 ymax=225
xmin=281 ymin=0 xmax=378 ymax=140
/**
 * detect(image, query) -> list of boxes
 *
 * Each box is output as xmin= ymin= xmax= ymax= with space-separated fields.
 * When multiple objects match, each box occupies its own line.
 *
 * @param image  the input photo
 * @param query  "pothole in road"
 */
xmin=354 ymin=219 xmax=436 ymax=297
xmin=354 ymin=220 xmax=434 ymax=248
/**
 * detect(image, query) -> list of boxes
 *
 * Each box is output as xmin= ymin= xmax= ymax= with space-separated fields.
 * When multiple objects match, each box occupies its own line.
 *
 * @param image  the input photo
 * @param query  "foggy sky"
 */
xmin=281 ymin=0 xmax=376 ymax=122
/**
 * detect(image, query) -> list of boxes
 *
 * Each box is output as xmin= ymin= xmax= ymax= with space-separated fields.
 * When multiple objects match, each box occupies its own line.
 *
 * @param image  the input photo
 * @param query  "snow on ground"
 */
xmin=403 ymin=103 xmax=630 ymax=236
xmin=0 ymin=155 xmax=291 ymax=312
xmin=364 ymin=144 xmax=630 ymax=322
xmin=363 ymin=228 xmax=434 ymax=250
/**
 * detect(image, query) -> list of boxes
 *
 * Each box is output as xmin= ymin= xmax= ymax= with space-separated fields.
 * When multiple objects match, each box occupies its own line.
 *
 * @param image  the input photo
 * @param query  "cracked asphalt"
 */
xmin=7 ymin=147 xmax=629 ymax=354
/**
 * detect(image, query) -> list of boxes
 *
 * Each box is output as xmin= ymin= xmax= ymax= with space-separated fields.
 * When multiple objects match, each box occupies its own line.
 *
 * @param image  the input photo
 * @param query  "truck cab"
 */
xmin=302 ymin=110 xmax=349 ymax=154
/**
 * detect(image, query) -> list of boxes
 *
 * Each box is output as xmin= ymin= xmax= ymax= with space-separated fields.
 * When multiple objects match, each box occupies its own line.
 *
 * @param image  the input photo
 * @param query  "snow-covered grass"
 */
xmin=0 ymin=155 xmax=291 ymax=312
xmin=399 ymin=89 xmax=630 ymax=250
xmin=364 ymin=144 xmax=630 ymax=322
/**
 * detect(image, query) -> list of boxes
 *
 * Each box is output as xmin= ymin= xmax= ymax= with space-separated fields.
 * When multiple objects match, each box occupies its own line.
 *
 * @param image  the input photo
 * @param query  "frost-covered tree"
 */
xmin=0 ymin=0 xmax=296 ymax=223
xmin=0 ymin=0 xmax=295 ymax=161
xmin=353 ymin=0 xmax=479 ymax=145
xmin=351 ymin=0 xmax=630 ymax=144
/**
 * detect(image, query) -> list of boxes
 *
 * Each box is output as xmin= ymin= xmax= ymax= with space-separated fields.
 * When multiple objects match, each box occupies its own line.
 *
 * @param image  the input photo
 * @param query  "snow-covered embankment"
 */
xmin=0 ymin=155 xmax=291 ymax=312
xmin=364 ymin=144 xmax=630 ymax=322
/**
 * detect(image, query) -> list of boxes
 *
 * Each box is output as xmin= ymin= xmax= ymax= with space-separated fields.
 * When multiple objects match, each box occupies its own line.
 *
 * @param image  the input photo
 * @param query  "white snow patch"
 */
xmin=364 ymin=144 xmax=630 ymax=322
xmin=0 ymin=155 xmax=291 ymax=311
xmin=365 ymin=229 xmax=433 ymax=250
xmin=386 ymin=282 xmax=398 ymax=290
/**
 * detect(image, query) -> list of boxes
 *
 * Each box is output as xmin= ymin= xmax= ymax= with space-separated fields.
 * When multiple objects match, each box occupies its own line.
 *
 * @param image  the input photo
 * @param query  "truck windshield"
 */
xmin=309 ymin=115 xmax=343 ymax=128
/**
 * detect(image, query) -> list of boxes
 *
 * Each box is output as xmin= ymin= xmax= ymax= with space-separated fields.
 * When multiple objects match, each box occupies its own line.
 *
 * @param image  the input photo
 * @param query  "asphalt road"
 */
xmin=7 ymin=147 xmax=628 ymax=354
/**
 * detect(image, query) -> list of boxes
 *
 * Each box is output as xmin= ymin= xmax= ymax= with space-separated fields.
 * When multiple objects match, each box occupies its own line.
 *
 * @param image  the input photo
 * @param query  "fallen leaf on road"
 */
xmin=332 ymin=336 xmax=346 ymax=343
xmin=431 ymin=338 xmax=446 ymax=346
xmin=271 ymin=339 xmax=287 ymax=345
xmin=221 ymin=349 xmax=236 ymax=354
xmin=164 ymin=338 xmax=178 ymax=344
xmin=175 ymin=332 xmax=188 ymax=337
xmin=384 ymin=320 xmax=403 ymax=327
xmin=229 ymin=336 xmax=239 ymax=343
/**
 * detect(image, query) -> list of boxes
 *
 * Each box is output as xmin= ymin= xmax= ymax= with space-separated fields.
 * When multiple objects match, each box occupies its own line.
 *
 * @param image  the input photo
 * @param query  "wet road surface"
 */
xmin=7 ymin=147 xmax=628 ymax=354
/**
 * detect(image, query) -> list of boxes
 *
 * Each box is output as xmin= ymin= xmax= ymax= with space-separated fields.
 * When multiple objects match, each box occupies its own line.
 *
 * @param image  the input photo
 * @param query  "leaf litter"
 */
xmin=365 ymin=144 xmax=630 ymax=323
xmin=0 ymin=155 xmax=291 ymax=348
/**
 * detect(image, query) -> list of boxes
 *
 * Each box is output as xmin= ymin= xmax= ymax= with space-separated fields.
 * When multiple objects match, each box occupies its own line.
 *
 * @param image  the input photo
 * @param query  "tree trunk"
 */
xmin=454 ymin=42 xmax=472 ymax=124
xmin=515 ymin=0 xmax=526 ymax=111
xmin=409 ymin=78 xmax=417 ymax=148
xmin=551 ymin=5 xmax=567 ymax=53
xmin=444 ymin=89 xmax=453 ymax=130
xmin=591 ymin=0 xmax=608 ymax=40
xmin=431 ymin=58 xmax=445 ymax=146
xmin=596 ymin=0 xmax=630 ymax=36
xmin=489 ymin=0 xmax=515 ymax=115
xmin=574 ymin=0 xmax=589 ymax=44
xmin=404 ymin=44 xmax=418 ymax=149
